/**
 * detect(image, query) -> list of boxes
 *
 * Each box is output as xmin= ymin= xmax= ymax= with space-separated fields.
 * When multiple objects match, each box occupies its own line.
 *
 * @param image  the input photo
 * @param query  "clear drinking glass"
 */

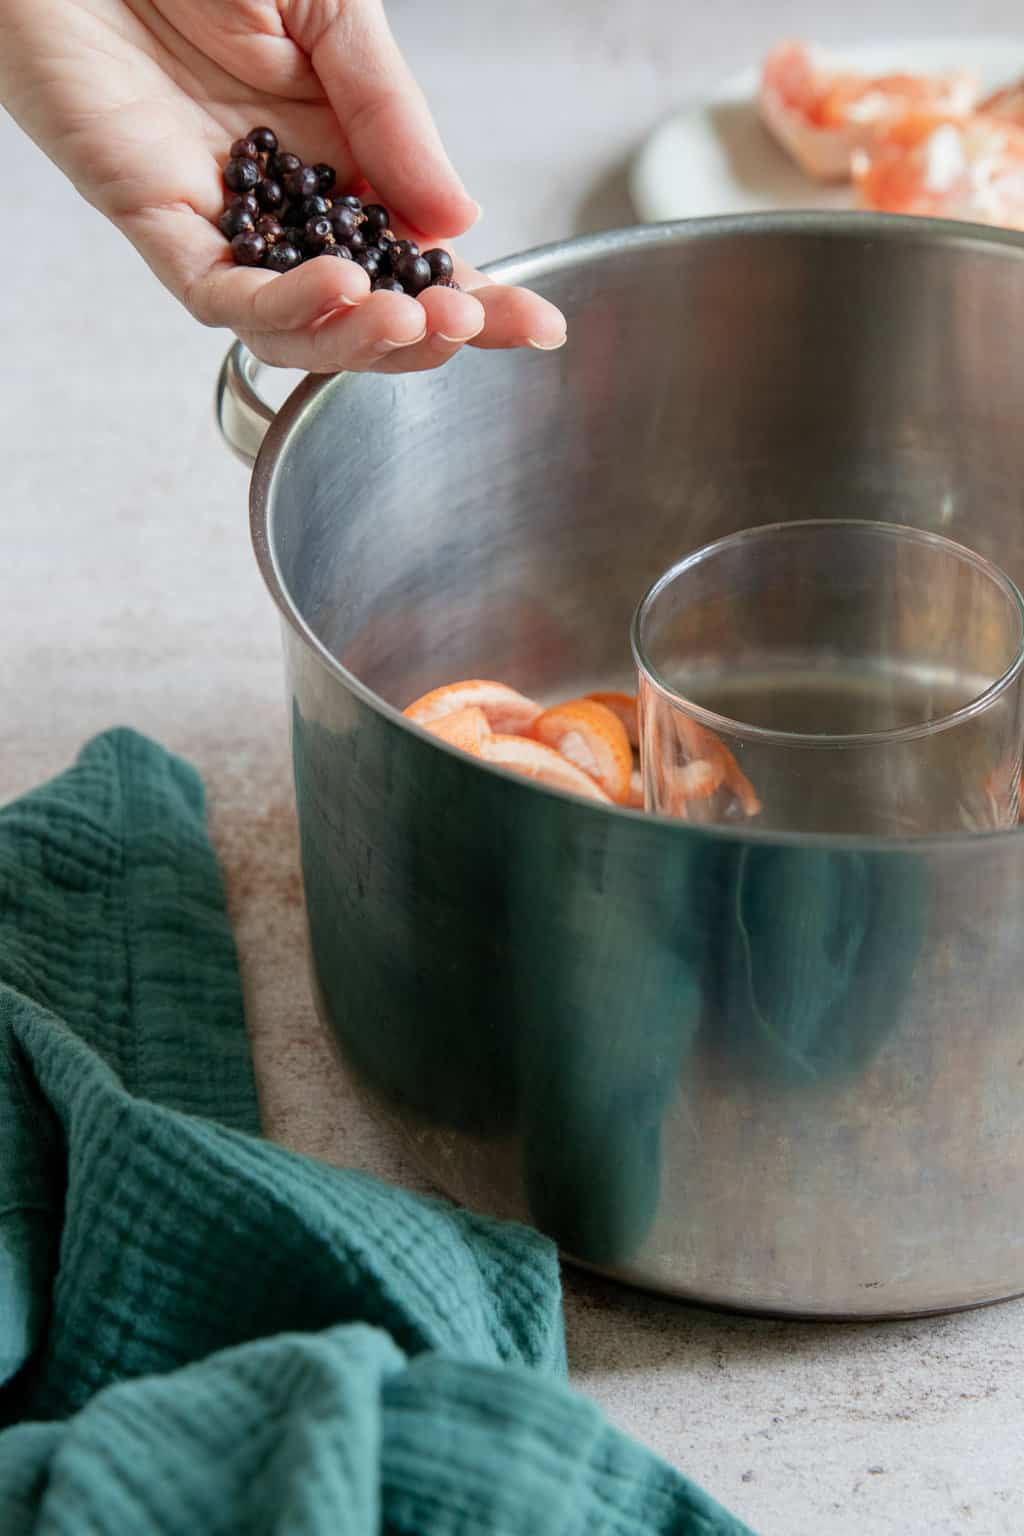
xmin=631 ymin=520 xmax=1024 ymax=836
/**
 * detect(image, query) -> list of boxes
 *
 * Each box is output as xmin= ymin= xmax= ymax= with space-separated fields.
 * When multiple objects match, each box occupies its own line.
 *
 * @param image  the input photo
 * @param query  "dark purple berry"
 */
xmin=256 ymin=216 xmax=283 ymax=244
xmin=329 ymin=207 xmax=357 ymax=242
xmin=225 ymin=156 xmax=261 ymax=194
xmin=347 ymin=229 xmax=367 ymax=254
xmin=424 ymin=248 xmax=454 ymax=283
xmin=432 ymin=277 xmax=462 ymax=291
xmin=219 ymin=204 xmax=255 ymax=239
xmin=373 ymin=277 xmax=404 ymax=293
xmin=231 ymin=137 xmax=259 ymax=161
xmin=394 ymin=252 xmax=431 ymax=294
xmin=270 ymin=151 xmax=301 ymax=180
xmin=338 ymin=193 xmax=363 ymax=212
xmin=232 ymin=192 xmax=260 ymax=217
xmin=393 ymin=239 xmax=420 ymax=260
xmin=303 ymin=216 xmax=334 ymax=251
xmin=255 ymin=178 xmax=285 ymax=212
xmin=249 ymin=126 xmax=278 ymax=156
xmin=319 ymin=244 xmax=353 ymax=260
xmin=314 ymin=163 xmax=336 ymax=194
xmin=264 ymin=242 xmax=301 ymax=273
xmin=361 ymin=203 xmax=389 ymax=234
xmin=355 ymin=249 xmax=381 ymax=279
xmin=375 ymin=234 xmax=397 ymax=272
xmin=284 ymin=166 xmax=319 ymax=201
xmin=295 ymin=194 xmax=331 ymax=222
xmin=283 ymin=226 xmax=305 ymax=248
xmin=231 ymin=231 xmax=267 ymax=266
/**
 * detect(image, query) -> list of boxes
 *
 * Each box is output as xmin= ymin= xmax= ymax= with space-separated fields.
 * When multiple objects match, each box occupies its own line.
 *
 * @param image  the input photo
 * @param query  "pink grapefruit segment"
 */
xmin=532 ymin=698 xmax=634 ymax=804
xmin=478 ymin=734 xmax=612 ymax=802
xmin=404 ymin=679 xmax=542 ymax=736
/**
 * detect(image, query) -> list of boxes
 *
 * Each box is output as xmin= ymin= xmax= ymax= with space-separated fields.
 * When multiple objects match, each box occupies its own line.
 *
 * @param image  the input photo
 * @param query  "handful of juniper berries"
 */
xmin=217 ymin=128 xmax=459 ymax=295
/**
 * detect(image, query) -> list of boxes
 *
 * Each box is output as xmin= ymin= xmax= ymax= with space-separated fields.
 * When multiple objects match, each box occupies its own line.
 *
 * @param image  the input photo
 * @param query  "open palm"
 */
xmin=1 ymin=0 xmax=567 ymax=372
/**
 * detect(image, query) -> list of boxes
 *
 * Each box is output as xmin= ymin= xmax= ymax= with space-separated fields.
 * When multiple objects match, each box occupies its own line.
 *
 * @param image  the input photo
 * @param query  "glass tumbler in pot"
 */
xmin=631 ymin=520 xmax=1024 ymax=837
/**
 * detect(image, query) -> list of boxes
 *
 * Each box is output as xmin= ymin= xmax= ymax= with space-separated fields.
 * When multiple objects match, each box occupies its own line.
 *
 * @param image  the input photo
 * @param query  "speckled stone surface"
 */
xmin=5 ymin=5 xmax=1024 ymax=1532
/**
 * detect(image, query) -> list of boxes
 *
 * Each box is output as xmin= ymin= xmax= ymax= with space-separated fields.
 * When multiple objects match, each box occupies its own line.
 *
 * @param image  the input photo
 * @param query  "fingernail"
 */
xmin=433 ymin=330 xmax=481 ymax=347
xmin=527 ymin=333 xmax=567 ymax=352
xmin=470 ymin=200 xmax=484 ymax=223
xmin=373 ymin=328 xmax=427 ymax=355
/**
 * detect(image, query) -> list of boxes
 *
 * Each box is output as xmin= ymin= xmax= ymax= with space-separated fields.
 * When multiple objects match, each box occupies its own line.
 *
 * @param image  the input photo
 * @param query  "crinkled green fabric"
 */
xmin=0 ymin=730 xmax=752 ymax=1536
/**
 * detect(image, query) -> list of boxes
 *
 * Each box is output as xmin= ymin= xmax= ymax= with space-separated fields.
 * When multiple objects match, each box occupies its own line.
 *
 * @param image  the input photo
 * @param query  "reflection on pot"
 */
xmin=709 ymin=844 xmax=929 ymax=1088
xmin=510 ymin=809 xmax=710 ymax=1266
xmin=292 ymin=702 xmax=518 ymax=1137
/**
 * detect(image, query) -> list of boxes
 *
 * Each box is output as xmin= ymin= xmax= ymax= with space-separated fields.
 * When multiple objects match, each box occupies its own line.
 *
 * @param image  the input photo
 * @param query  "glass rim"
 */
xmin=630 ymin=519 xmax=1024 ymax=749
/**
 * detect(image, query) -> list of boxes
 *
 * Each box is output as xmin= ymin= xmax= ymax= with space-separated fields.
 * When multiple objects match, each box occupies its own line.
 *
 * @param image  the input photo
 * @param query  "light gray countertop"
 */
xmin=4 ymin=5 xmax=1024 ymax=1532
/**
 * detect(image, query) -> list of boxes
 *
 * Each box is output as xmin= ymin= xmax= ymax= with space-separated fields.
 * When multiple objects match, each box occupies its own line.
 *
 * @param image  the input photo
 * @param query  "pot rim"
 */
xmin=249 ymin=209 xmax=1024 ymax=852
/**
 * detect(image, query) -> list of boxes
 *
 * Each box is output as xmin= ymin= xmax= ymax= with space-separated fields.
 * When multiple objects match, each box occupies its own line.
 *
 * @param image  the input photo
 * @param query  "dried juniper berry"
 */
xmin=255 ymin=178 xmax=285 ymax=212
xmin=224 ymin=156 xmax=261 ymax=194
xmin=361 ymin=203 xmax=389 ymax=234
xmin=231 ymin=137 xmax=259 ymax=162
xmin=231 ymin=231 xmax=267 ymax=266
xmin=347 ymin=229 xmax=367 ymax=255
xmin=337 ymin=194 xmax=363 ymax=211
xmin=373 ymin=277 xmax=404 ymax=292
xmin=314 ymin=163 xmax=337 ymax=194
xmin=394 ymin=252 xmax=431 ymax=294
xmin=284 ymin=165 xmax=320 ymax=202
xmin=303 ymin=216 xmax=334 ymax=252
xmin=375 ymin=235 xmax=398 ymax=273
xmin=393 ymin=239 xmax=420 ymax=260
xmin=319 ymin=244 xmax=353 ymax=260
xmin=295 ymin=194 xmax=331 ymax=223
xmin=219 ymin=203 xmax=256 ymax=239
xmin=256 ymin=216 xmax=284 ymax=245
xmin=264 ymin=242 xmax=301 ymax=273
xmin=355 ymin=249 xmax=382 ymax=279
xmin=424 ymin=248 xmax=454 ymax=283
xmin=329 ymin=207 xmax=358 ymax=242
xmin=249 ymin=126 xmax=278 ymax=156
xmin=270 ymin=151 xmax=301 ymax=180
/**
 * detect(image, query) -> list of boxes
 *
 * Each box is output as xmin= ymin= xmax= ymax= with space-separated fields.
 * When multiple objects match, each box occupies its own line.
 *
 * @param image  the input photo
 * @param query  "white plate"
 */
xmin=630 ymin=36 xmax=1024 ymax=224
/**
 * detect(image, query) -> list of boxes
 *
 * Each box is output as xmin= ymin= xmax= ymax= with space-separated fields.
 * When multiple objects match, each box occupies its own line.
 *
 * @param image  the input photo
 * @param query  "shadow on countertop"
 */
xmin=562 ymin=1265 xmax=1024 ymax=1379
xmin=573 ymin=158 xmax=639 ymax=237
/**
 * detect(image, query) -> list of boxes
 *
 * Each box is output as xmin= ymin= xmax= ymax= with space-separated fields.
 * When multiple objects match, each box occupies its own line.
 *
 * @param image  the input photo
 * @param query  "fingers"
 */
xmin=309 ymin=1 xmax=479 ymax=239
xmin=134 ymin=197 xmax=566 ymax=373
xmin=460 ymin=280 xmax=567 ymax=351
xmin=239 ymin=288 xmax=425 ymax=370
xmin=238 ymin=283 xmax=483 ymax=372
xmin=126 ymin=203 xmax=375 ymax=332
xmin=193 ymin=249 xmax=371 ymax=332
xmin=364 ymin=283 xmax=485 ymax=373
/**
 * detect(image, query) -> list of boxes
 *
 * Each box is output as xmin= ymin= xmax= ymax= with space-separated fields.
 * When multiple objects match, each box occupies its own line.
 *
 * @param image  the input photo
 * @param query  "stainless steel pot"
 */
xmin=217 ymin=214 xmax=1024 ymax=1318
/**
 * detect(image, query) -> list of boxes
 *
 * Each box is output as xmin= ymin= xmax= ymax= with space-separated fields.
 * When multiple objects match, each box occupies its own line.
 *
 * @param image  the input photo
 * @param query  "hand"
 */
xmin=0 ymin=0 xmax=567 ymax=372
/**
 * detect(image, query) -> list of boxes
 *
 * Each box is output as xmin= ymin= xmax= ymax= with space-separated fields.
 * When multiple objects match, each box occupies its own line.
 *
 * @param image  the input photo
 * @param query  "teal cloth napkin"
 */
xmin=0 ymin=730 xmax=752 ymax=1535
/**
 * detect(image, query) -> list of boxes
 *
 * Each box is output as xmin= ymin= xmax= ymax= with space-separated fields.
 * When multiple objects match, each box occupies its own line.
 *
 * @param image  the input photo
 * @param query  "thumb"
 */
xmin=305 ymin=0 xmax=480 ymax=238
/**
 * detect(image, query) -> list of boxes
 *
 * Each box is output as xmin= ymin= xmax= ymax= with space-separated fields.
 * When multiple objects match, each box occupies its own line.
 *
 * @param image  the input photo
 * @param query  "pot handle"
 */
xmin=215 ymin=341 xmax=277 ymax=466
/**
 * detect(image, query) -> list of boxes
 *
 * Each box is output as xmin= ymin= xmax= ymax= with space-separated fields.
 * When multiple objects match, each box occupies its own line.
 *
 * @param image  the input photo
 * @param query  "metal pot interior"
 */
xmin=261 ymin=215 xmax=1024 ymax=739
